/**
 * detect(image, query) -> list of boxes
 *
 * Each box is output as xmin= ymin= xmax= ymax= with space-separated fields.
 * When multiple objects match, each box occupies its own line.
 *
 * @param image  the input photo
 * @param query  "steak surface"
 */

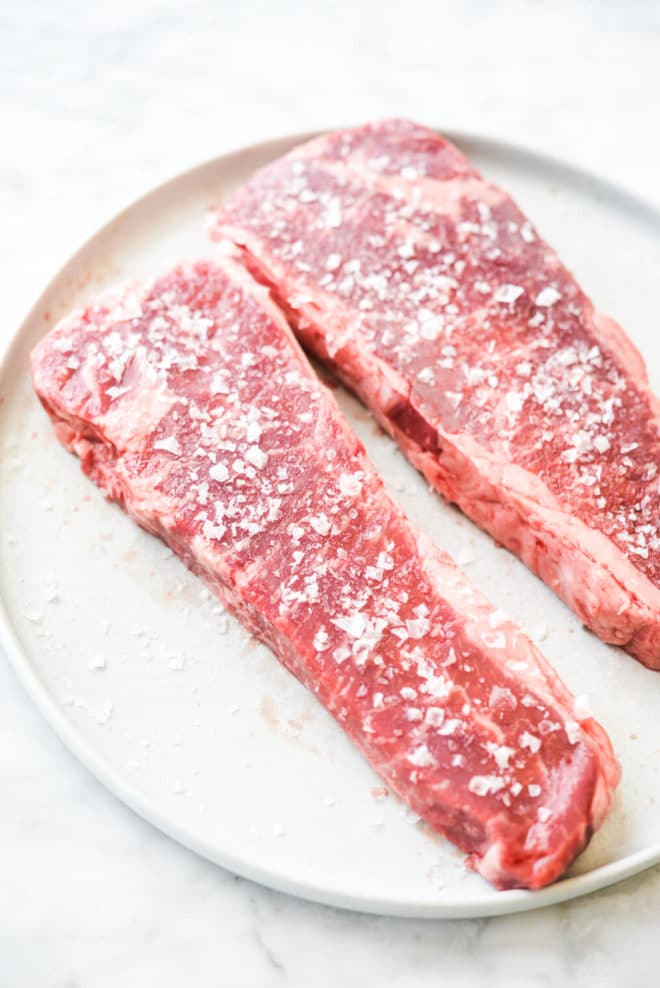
xmin=211 ymin=118 xmax=660 ymax=667
xmin=31 ymin=257 xmax=619 ymax=890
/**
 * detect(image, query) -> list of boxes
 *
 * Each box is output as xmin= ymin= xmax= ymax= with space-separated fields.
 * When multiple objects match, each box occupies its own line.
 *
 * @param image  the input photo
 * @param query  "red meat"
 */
xmin=31 ymin=257 xmax=619 ymax=889
xmin=211 ymin=118 xmax=660 ymax=667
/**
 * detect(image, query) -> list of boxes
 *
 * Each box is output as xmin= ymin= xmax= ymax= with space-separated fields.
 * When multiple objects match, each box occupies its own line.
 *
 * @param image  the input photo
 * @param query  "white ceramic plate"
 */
xmin=1 ymin=132 xmax=659 ymax=919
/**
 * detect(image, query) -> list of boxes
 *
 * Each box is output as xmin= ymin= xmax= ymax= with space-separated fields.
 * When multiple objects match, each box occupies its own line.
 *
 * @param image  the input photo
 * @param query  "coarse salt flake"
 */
xmin=419 ymin=315 xmax=443 ymax=341
xmin=245 ymin=446 xmax=268 ymax=469
xmin=495 ymin=284 xmax=524 ymax=304
xmin=564 ymin=719 xmax=581 ymax=744
xmin=153 ymin=436 xmax=181 ymax=455
xmin=406 ymin=616 xmax=431 ymax=639
xmin=209 ymin=462 xmax=230 ymax=483
xmin=210 ymin=372 xmax=230 ymax=395
xmin=246 ymin=421 xmax=262 ymax=443
xmin=487 ymin=743 xmax=514 ymax=770
xmin=482 ymin=630 xmax=507 ymax=649
xmin=377 ymin=551 xmax=394 ymax=571
xmin=535 ymin=286 xmax=561 ymax=307
xmin=309 ymin=513 xmax=331 ymax=536
xmin=519 ymin=731 xmax=542 ymax=754
xmin=408 ymin=744 xmax=436 ymax=767
xmin=332 ymin=612 xmax=366 ymax=639
xmin=339 ymin=472 xmax=363 ymax=496
xmin=313 ymin=627 xmax=330 ymax=652
xmin=333 ymin=645 xmax=351 ymax=665
xmin=203 ymin=520 xmax=226 ymax=541
xmin=506 ymin=391 xmax=526 ymax=414
xmin=469 ymin=775 xmax=505 ymax=797
xmin=425 ymin=707 xmax=445 ymax=728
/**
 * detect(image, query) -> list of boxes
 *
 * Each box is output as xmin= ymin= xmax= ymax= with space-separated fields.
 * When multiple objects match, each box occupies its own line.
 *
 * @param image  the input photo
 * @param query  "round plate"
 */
xmin=1 ymin=131 xmax=659 ymax=919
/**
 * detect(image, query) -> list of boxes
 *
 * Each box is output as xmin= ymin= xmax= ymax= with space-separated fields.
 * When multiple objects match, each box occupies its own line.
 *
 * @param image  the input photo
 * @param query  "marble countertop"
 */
xmin=2 ymin=1 xmax=659 ymax=984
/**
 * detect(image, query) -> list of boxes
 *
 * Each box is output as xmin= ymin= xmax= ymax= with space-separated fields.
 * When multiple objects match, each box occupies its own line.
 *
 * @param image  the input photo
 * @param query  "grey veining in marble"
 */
xmin=2 ymin=1 xmax=660 ymax=984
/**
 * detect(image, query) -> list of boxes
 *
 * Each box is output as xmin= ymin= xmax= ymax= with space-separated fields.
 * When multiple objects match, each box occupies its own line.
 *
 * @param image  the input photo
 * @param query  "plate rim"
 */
xmin=2 ymin=127 xmax=660 ymax=919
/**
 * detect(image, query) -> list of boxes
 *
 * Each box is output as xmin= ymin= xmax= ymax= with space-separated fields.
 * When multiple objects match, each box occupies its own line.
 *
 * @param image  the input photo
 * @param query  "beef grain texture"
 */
xmin=212 ymin=118 xmax=660 ymax=667
xmin=31 ymin=257 xmax=619 ymax=890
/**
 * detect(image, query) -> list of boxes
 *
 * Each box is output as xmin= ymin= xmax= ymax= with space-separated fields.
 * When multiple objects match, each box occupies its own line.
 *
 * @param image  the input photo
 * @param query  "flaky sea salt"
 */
xmin=153 ymin=436 xmax=181 ymax=455
xmin=495 ymin=283 xmax=524 ymax=304
xmin=469 ymin=775 xmax=505 ymax=797
xmin=408 ymin=744 xmax=436 ymax=767
xmin=535 ymin=286 xmax=561 ymax=307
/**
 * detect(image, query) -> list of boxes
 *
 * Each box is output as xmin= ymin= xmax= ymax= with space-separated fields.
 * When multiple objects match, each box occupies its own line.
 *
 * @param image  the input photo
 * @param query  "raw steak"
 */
xmin=31 ymin=257 xmax=619 ymax=890
xmin=211 ymin=118 xmax=660 ymax=667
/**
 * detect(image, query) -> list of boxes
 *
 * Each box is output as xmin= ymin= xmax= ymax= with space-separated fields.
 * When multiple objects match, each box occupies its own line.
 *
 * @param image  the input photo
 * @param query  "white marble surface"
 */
xmin=2 ymin=1 xmax=659 ymax=983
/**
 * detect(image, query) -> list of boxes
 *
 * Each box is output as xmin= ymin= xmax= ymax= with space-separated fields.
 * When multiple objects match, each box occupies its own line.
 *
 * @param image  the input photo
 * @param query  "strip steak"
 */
xmin=31 ymin=257 xmax=619 ymax=889
xmin=211 ymin=118 xmax=660 ymax=667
